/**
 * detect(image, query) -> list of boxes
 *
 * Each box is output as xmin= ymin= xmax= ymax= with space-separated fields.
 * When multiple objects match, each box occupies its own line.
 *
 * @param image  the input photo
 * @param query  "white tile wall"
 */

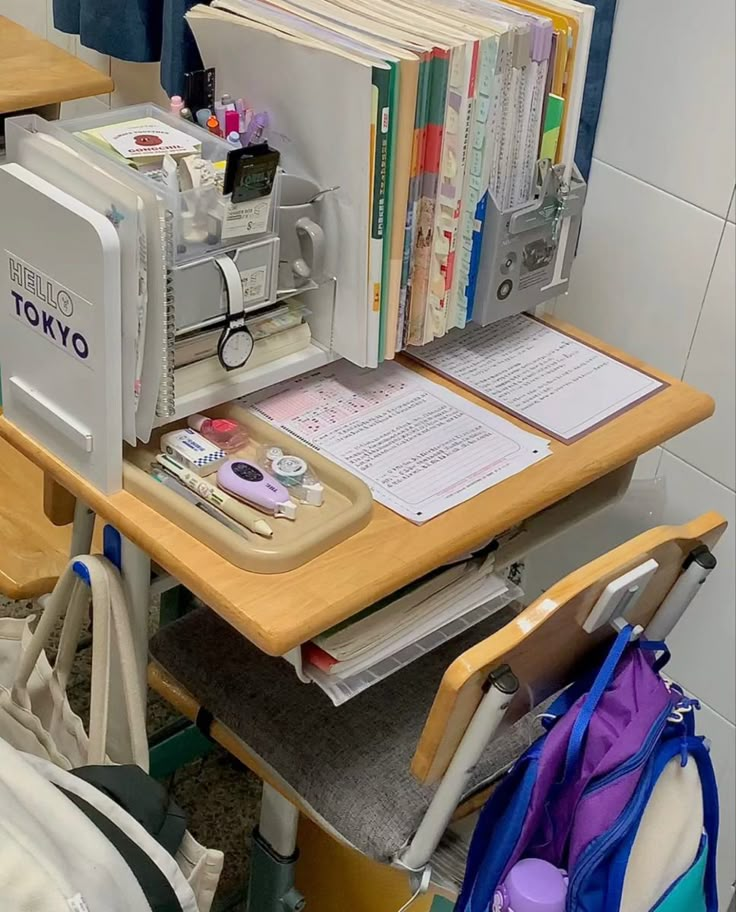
xmin=595 ymin=0 xmax=736 ymax=218
xmin=522 ymin=448 xmax=667 ymax=602
xmin=73 ymin=37 xmax=110 ymax=75
xmin=110 ymin=59 xmax=169 ymax=109
xmin=669 ymin=224 xmax=736 ymax=490
xmin=557 ymin=161 xmax=725 ymax=376
xmin=44 ymin=0 xmax=74 ymax=52
xmin=692 ymin=698 xmax=736 ymax=908
xmin=1 ymin=0 xmax=47 ymax=36
xmin=60 ymin=96 xmax=110 ymax=119
xmin=658 ymin=452 xmax=735 ymax=722
xmin=558 ymin=0 xmax=735 ymax=894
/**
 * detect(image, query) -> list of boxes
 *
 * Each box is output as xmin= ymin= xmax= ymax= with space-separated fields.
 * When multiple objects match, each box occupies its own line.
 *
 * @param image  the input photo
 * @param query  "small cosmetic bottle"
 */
xmin=188 ymin=414 xmax=249 ymax=453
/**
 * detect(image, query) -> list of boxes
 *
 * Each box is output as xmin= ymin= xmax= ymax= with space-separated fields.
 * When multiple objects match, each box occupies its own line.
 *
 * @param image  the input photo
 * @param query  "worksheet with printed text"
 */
xmin=244 ymin=361 xmax=550 ymax=522
xmin=408 ymin=315 xmax=665 ymax=442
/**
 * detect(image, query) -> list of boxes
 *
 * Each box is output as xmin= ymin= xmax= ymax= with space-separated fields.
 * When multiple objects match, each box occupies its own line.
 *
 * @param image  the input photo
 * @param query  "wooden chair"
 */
xmin=148 ymin=512 xmax=726 ymax=910
xmin=0 ymin=437 xmax=76 ymax=599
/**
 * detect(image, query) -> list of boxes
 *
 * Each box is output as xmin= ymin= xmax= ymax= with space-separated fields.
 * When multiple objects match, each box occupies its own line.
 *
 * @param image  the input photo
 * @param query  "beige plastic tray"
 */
xmin=123 ymin=402 xmax=373 ymax=573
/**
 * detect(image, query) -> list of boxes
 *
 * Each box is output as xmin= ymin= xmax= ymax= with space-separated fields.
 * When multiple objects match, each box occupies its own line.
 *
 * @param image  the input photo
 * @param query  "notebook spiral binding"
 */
xmin=155 ymin=208 xmax=176 ymax=419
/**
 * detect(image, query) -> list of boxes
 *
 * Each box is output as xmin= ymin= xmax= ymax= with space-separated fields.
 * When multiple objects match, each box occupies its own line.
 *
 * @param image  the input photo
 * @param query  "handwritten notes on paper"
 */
xmin=244 ymin=362 xmax=550 ymax=523
xmin=409 ymin=315 xmax=665 ymax=441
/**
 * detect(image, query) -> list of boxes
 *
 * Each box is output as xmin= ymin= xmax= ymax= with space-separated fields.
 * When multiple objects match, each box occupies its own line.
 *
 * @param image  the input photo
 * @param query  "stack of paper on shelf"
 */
xmin=301 ymin=560 xmax=522 ymax=704
xmin=186 ymin=0 xmax=593 ymax=368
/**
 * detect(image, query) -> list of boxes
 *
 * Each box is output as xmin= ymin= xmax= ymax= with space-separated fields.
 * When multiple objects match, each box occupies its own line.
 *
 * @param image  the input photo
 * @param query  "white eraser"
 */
xmin=160 ymin=428 xmax=227 ymax=476
xmin=275 ymin=499 xmax=298 ymax=521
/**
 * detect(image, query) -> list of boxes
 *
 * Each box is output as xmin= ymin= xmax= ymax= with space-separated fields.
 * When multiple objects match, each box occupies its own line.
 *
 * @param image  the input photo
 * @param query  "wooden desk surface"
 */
xmin=0 ymin=318 xmax=714 ymax=654
xmin=0 ymin=17 xmax=114 ymax=115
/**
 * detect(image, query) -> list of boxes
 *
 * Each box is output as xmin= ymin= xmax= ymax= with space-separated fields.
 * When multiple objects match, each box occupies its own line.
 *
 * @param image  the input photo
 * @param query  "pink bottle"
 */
xmin=169 ymin=95 xmax=185 ymax=117
xmin=187 ymin=414 xmax=249 ymax=453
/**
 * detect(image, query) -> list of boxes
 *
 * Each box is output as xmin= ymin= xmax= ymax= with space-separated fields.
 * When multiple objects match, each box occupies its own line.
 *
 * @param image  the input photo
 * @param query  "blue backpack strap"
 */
xmin=692 ymin=738 xmax=720 ymax=911
xmin=639 ymin=638 xmax=672 ymax=672
xmin=563 ymin=625 xmax=634 ymax=781
xmin=456 ymin=747 xmax=541 ymax=912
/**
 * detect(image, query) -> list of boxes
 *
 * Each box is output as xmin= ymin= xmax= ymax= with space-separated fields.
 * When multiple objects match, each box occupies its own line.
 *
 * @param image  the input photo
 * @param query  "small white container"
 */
xmin=160 ymin=427 xmax=227 ymax=476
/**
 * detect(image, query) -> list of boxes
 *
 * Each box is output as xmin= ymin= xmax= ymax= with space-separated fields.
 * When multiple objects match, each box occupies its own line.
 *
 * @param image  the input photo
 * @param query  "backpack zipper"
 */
xmin=566 ymin=757 xmax=656 ymax=910
xmin=581 ymin=703 xmax=672 ymax=798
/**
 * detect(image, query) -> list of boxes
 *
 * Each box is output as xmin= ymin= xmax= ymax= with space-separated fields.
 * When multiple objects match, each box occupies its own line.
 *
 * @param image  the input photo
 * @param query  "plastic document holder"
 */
xmin=473 ymin=160 xmax=587 ymax=326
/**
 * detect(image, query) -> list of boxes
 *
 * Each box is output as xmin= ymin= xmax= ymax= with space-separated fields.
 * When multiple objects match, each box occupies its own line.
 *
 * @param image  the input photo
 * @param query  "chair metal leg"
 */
xmin=398 ymin=666 xmax=519 ymax=875
xmin=645 ymin=546 xmax=716 ymax=640
xmin=70 ymin=499 xmax=95 ymax=557
xmin=246 ymin=783 xmax=305 ymax=912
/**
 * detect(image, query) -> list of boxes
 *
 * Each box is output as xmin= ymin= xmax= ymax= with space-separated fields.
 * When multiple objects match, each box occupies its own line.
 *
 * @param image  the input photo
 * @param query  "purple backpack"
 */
xmin=457 ymin=625 xmax=720 ymax=912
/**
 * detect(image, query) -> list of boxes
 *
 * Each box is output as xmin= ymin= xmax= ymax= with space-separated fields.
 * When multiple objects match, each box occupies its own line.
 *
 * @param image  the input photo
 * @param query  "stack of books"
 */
xmin=187 ymin=0 xmax=592 ymax=366
xmin=301 ymin=558 xmax=521 ymax=704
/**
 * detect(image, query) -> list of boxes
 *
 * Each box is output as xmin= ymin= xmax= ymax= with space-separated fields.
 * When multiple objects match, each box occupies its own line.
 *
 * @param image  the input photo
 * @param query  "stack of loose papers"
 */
xmin=301 ymin=563 xmax=521 ymax=704
xmin=244 ymin=361 xmax=551 ymax=523
xmin=408 ymin=314 xmax=665 ymax=442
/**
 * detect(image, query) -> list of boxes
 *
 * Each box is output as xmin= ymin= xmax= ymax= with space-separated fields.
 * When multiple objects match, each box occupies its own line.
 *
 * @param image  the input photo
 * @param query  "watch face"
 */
xmin=219 ymin=327 xmax=254 ymax=370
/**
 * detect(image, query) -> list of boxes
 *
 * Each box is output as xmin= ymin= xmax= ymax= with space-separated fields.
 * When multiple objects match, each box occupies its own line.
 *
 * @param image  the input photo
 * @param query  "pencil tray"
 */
xmin=56 ymin=104 xmax=280 ymax=264
xmin=123 ymin=402 xmax=373 ymax=573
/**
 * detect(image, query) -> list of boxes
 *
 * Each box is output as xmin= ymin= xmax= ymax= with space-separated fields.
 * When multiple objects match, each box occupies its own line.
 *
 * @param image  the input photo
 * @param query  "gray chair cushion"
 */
xmin=150 ymin=605 xmax=543 ymax=861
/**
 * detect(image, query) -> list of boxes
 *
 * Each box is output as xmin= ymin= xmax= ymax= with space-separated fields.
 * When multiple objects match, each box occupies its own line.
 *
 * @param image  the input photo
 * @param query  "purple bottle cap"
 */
xmin=504 ymin=859 xmax=567 ymax=912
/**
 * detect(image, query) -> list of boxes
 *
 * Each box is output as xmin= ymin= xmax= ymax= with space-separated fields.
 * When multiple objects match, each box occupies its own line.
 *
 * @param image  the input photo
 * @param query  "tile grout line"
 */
xmin=678 ymin=217 xmax=730 ymax=381
xmin=591 ymin=158 xmax=733 ymax=222
xmin=661 ymin=447 xmax=736 ymax=496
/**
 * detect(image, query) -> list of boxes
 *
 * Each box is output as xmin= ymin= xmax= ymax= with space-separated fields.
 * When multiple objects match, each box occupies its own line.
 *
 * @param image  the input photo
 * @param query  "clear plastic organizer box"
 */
xmin=58 ymin=103 xmax=280 ymax=264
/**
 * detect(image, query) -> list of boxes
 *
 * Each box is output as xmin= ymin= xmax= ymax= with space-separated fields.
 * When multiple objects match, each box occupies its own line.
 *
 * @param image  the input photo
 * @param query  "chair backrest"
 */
xmin=411 ymin=512 xmax=727 ymax=784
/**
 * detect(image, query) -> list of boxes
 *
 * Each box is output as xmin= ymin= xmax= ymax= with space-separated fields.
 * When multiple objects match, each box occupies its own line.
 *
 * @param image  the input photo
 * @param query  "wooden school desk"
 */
xmin=0 ymin=317 xmax=713 ymax=666
xmin=0 ymin=314 xmax=714 ymax=912
xmin=0 ymin=315 xmax=715 ymax=910
xmin=0 ymin=16 xmax=114 ymax=120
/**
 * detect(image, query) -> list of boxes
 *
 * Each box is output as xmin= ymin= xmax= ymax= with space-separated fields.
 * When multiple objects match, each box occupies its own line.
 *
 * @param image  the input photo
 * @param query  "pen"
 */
xmin=196 ymin=108 xmax=212 ymax=127
xmin=151 ymin=467 xmax=249 ymax=539
xmin=155 ymin=454 xmax=274 ymax=538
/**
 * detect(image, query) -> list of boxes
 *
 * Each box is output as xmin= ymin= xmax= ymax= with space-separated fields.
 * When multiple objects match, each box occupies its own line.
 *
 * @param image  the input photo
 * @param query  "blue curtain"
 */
xmin=53 ymin=0 xmax=206 ymax=97
xmin=574 ymin=0 xmax=618 ymax=181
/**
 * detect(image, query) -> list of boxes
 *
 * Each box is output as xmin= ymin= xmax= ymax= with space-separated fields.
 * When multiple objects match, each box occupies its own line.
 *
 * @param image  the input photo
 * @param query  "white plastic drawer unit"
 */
xmin=0 ymin=111 xmax=344 ymax=493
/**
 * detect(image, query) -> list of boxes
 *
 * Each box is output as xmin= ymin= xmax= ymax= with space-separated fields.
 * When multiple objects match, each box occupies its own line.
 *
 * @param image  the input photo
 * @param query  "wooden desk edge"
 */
xmin=0 ymin=16 xmax=114 ymax=114
xmin=0 ymin=324 xmax=715 ymax=654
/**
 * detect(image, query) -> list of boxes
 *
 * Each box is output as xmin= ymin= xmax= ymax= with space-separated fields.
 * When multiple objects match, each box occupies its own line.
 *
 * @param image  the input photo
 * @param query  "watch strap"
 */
xmin=214 ymin=254 xmax=245 ymax=321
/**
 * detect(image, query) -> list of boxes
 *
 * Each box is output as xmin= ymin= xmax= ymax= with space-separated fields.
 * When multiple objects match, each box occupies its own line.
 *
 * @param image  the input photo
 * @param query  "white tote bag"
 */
xmin=0 ymin=555 xmax=148 ymax=769
xmin=0 ymin=555 xmax=223 ymax=911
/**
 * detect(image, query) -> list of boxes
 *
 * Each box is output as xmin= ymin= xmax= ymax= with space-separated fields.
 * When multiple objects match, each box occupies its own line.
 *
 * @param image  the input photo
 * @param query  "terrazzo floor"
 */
xmin=0 ymin=592 xmax=261 ymax=910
